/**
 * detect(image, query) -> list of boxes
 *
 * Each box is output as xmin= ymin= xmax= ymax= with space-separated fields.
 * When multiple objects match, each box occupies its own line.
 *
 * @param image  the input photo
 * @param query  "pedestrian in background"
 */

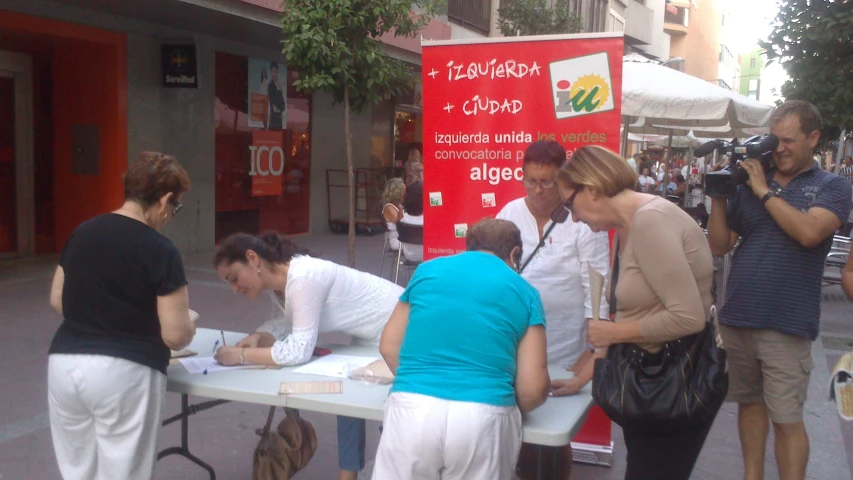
xmin=47 ymin=152 xmax=195 ymax=480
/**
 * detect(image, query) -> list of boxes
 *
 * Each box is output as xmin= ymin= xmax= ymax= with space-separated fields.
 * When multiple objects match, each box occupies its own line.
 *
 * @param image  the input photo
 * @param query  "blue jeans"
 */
xmin=337 ymin=415 xmax=366 ymax=472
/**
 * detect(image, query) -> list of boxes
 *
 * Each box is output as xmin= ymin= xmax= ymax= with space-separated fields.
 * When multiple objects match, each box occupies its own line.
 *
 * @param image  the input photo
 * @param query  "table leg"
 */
xmin=536 ymin=445 xmax=542 ymax=480
xmin=157 ymin=394 xmax=228 ymax=480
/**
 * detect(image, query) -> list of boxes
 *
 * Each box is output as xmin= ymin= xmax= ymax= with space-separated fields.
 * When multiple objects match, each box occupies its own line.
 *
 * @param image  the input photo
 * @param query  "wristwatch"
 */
xmin=761 ymin=190 xmax=779 ymax=205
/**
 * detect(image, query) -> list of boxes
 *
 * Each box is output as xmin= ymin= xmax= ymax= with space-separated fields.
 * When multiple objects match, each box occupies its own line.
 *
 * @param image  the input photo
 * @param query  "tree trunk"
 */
xmin=344 ymin=83 xmax=356 ymax=268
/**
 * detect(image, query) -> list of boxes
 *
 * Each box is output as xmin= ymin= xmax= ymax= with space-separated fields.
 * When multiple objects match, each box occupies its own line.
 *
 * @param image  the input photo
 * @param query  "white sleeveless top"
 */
xmin=384 ymin=203 xmax=400 ymax=250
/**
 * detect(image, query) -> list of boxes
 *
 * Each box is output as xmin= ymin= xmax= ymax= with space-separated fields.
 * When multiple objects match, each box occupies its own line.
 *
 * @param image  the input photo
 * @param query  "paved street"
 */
xmin=1 ymin=232 xmax=852 ymax=479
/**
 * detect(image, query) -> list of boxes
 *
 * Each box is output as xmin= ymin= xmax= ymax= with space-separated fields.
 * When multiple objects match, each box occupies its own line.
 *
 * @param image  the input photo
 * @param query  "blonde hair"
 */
xmin=382 ymin=177 xmax=406 ymax=205
xmin=557 ymin=146 xmax=637 ymax=197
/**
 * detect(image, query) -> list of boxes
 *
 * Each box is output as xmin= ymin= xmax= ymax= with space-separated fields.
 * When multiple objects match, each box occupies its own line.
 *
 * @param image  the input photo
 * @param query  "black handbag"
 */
xmin=591 ymin=241 xmax=728 ymax=434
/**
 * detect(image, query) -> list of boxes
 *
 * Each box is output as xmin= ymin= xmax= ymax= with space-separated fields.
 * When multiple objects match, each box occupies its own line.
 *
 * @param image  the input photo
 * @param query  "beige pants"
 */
xmin=48 ymin=354 xmax=166 ymax=480
xmin=372 ymin=392 xmax=522 ymax=480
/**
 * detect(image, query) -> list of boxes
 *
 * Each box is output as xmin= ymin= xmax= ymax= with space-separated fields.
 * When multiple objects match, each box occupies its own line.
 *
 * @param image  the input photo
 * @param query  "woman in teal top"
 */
xmin=373 ymin=218 xmax=551 ymax=480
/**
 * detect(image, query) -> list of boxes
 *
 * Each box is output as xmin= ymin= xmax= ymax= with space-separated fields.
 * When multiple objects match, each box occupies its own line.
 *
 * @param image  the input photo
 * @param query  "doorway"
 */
xmin=0 ymin=51 xmax=34 ymax=259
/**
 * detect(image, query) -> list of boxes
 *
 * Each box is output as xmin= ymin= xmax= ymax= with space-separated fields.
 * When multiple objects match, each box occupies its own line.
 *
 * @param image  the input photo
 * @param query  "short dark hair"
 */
xmin=770 ymin=100 xmax=822 ymax=136
xmin=402 ymin=181 xmax=424 ymax=216
xmin=523 ymin=140 xmax=566 ymax=169
xmin=270 ymin=61 xmax=279 ymax=71
xmin=676 ymin=174 xmax=685 ymax=183
xmin=123 ymin=152 xmax=191 ymax=208
xmin=214 ymin=231 xmax=312 ymax=268
xmin=466 ymin=218 xmax=521 ymax=263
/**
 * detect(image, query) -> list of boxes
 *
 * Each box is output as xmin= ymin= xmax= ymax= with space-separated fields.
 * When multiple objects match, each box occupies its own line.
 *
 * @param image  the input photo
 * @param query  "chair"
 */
xmin=378 ymin=219 xmax=398 ymax=279
xmin=394 ymin=222 xmax=424 ymax=285
xmin=824 ymin=235 xmax=851 ymax=287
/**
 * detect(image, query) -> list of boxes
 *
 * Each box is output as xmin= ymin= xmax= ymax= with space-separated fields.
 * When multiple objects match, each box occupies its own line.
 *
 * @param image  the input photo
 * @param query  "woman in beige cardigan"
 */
xmin=552 ymin=145 xmax=719 ymax=480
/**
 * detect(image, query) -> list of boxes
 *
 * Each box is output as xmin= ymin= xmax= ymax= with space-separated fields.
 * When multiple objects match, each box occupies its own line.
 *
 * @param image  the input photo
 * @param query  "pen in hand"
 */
xmin=220 ymin=330 xmax=227 ymax=347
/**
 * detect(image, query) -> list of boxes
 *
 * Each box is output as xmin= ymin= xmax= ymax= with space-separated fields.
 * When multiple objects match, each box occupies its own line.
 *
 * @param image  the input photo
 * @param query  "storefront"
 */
xmin=214 ymin=52 xmax=312 ymax=241
xmin=0 ymin=0 xmax=451 ymax=257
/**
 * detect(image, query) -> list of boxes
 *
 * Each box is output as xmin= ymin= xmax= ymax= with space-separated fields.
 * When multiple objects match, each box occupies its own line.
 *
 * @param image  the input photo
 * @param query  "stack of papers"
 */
xmin=179 ymin=356 xmax=263 ymax=374
xmin=292 ymin=354 xmax=379 ymax=379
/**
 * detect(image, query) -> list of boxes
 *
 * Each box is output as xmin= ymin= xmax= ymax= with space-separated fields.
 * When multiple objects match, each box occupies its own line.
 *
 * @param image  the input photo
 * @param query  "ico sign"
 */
xmin=250 ymin=130 xmax=285 ymax=196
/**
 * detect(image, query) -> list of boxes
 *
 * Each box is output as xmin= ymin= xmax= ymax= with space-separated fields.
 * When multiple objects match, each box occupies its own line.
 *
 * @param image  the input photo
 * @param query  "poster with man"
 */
xmin=248 ymin=58 xmax=287 ymax=129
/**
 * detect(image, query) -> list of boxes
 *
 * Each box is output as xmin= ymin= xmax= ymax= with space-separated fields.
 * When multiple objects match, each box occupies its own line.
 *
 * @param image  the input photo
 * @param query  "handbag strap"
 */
xmin=519 ymin=221 xmax=558 ymax=274
xmin=609 ymin=239 xmax=620 ymax=321
xmin=261 ymin=406 xmax=277 ymax=437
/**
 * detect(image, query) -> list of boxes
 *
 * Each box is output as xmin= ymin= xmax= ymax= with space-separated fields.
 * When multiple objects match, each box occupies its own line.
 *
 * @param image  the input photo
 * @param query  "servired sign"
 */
xmin=250 ymin=130 xmax=285 ymax=196
xmin=421 ymin=34 xmax=624 ymax=259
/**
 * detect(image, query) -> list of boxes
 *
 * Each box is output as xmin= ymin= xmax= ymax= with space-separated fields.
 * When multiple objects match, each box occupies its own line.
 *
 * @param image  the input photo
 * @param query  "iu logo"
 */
xmin=549 ymin=52 xmax=615 ymax=120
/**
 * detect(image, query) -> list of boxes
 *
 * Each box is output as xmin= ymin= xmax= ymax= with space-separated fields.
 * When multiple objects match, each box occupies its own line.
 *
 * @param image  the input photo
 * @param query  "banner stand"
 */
xmin=571 ymin=405 xmax=614 ymax=466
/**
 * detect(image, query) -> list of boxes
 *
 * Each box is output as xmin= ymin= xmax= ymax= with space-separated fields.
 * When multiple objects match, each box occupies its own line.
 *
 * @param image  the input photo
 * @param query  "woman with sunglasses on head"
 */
xmin=47 ymin=152 xmax=195 ymax=480
xmin=212 ymin=232 xmax=404 ymax=480
xmin=555 ymin=145 xmax=719 ymax=480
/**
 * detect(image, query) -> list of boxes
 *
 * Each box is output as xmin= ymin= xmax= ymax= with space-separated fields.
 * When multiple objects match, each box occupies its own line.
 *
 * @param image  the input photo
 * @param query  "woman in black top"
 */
xmin=47 ymin=152 xmax=195 ymax=480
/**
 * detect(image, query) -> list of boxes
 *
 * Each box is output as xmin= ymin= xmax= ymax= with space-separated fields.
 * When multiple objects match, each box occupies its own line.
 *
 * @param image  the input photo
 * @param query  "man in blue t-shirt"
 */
xmin=373 ymin=218 xmax=550 ymax=480
xmin=708 ymin=100 xmax=852 ymax=480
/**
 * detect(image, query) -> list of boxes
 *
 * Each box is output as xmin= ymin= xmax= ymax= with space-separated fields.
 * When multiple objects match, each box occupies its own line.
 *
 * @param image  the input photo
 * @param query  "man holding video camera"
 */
xmin=708 ymin=100 xmax=852 ymax=480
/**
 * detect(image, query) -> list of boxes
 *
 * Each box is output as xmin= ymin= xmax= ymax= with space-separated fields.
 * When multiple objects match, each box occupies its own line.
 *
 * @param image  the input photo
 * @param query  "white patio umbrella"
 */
xmin=620 ymin=54 xmax=775 ymax=198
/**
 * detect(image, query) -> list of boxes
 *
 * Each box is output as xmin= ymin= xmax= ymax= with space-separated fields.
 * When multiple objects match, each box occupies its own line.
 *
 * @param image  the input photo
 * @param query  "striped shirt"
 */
xmin=721 ymin=166 xmax=852 ymax=339
xmin=840 ymin=164 xmax=853 ymax=183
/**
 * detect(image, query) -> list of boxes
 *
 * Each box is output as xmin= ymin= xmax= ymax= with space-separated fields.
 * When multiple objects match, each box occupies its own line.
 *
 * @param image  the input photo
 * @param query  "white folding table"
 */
xmin=161 ymin=328 xmax=593 ymax=479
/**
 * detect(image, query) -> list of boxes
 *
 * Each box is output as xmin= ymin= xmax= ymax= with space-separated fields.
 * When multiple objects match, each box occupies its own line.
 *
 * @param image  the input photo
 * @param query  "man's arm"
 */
xmin=742 ymin=159 xmax=848 ymax=248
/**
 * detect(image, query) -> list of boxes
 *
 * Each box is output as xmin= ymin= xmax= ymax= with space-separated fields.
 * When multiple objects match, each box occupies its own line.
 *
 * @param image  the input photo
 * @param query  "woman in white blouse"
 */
xmin=213 ymin=232 xmax=403 ymax=480
xmin=381 ymin=178 xmax=405 ymax=250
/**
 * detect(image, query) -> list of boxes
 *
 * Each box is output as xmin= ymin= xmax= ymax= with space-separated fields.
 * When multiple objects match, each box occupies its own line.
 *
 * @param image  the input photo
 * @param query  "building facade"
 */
xmin=739 ymin=48 xmax=765 ymax=101
xmin=0 ymin=0 xmax=456 ymax=258
xmin=665 ymin=0 xmax=722 ymax=83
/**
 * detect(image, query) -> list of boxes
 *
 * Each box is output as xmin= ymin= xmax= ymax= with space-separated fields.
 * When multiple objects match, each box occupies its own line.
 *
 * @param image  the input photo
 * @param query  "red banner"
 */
xmin=421 ymin=34 xmax=624 ymax=260
xmin=250 ymin=130 xmax=285 ymax=196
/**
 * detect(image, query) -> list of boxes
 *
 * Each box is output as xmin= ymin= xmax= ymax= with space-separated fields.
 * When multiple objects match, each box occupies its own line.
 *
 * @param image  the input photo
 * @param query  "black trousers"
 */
xmin=621 ymin=403 xmax=721 ymax=480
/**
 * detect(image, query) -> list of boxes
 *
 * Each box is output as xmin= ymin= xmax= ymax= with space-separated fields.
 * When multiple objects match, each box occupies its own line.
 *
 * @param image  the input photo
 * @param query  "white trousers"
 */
xmin=48 ymin=354 xmax=166 ymax=480
xmin=372 ymin=392 xmax=522 ymax=480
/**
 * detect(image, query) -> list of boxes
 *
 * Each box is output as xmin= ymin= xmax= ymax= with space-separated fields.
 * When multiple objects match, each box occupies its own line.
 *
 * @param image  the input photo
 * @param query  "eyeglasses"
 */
xmin=170 ymin=198 xmax=183 ymax=216
xmin=564 ymin=187 xmax=581 ymax=212
xmin=522 ymin=178 xmax=557 ymax=189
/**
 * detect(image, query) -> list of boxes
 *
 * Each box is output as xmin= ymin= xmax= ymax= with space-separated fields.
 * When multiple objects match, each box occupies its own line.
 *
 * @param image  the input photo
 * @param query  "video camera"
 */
xmin=693 ymin=134 xmax=779 ymax=198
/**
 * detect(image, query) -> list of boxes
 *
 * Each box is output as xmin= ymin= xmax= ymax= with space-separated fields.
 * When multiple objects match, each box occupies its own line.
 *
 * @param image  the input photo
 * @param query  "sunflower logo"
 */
xmin=549 ymin=53 xmax=615 ymax=119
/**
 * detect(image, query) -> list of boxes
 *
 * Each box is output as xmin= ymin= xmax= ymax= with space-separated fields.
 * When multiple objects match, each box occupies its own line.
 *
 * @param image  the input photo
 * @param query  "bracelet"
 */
xmin=239 ymin=348 xmax=246 ymax=365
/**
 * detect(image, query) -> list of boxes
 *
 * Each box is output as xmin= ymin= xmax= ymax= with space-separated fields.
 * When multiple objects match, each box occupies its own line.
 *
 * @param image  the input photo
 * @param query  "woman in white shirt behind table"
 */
xmin=496 ymin=140 xmax=610 ymax=480
xmin=213 ymin=232 xmax=403 ymax=480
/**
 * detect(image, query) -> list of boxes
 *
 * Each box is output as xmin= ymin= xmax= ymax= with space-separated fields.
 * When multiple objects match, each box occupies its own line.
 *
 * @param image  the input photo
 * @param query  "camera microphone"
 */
xmin=734 ymin=134 xmax=779 ymax=157
xmin=694 ymin=139 xmax=724 ymax=158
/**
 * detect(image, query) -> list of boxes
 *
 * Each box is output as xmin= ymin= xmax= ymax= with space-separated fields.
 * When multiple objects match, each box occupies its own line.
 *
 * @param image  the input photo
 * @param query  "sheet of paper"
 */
xmin=588 ymin=265 xmax=605 ymax=320
xmin=292 ymin=354 xmax=379 ymax=379
xmin=179 ymin=356 xmax=261 ymax=374
xmin=279 ymin=381 xmax=343 ymax=395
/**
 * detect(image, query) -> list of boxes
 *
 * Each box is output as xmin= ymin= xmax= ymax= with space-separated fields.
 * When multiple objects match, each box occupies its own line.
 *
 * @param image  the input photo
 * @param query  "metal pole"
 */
xmin=661 ymin=130 xmax=674 ymax=197
xmin=621 ymin=116 xmax=630 ymax=158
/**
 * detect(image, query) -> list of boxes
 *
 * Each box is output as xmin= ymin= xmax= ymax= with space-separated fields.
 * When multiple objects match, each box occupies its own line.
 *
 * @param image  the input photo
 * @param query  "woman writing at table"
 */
xmin=212 ymin=232 xmax=403 ymax=480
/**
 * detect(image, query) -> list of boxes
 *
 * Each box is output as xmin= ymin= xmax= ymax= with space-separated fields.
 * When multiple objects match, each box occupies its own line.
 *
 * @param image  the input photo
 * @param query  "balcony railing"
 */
xmin=448 ymin=0 xmax=492 ymax=35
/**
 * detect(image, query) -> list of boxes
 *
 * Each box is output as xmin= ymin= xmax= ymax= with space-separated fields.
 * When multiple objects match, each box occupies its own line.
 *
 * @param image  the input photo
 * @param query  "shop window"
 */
xmin=214 ymin=52 xmax=311 ymax=242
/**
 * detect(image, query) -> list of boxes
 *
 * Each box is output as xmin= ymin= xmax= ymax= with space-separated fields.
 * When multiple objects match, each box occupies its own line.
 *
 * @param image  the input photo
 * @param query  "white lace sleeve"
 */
xmin=255 ymin=293 xmax=292 ymax=339
xmin=268 ymin=275 xmax=329 ymax=366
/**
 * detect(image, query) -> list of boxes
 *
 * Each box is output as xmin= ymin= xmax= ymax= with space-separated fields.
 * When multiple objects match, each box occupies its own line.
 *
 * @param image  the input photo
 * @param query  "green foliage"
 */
xmin=280 ymin=0 xmax=440 ymax=113
xmin=760 ymin=0 xmax=853 ymax=140
xmin=497 ymin=0 xmax=584 ymax=37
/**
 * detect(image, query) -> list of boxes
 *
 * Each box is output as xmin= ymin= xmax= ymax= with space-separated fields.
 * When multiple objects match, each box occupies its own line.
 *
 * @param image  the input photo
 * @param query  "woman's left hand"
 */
xmin=214 ymin=346 xmax=244 ymax=366
xmin=587 ymin=320 xmax=617 ymax=348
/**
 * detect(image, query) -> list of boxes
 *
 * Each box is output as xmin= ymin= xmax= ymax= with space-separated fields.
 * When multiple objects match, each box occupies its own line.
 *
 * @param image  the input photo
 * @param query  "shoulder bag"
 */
xmin=591 ymin=241 xmax=729 ymax=434
xmin=252 ymin=406 xmax=318 ymax=480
